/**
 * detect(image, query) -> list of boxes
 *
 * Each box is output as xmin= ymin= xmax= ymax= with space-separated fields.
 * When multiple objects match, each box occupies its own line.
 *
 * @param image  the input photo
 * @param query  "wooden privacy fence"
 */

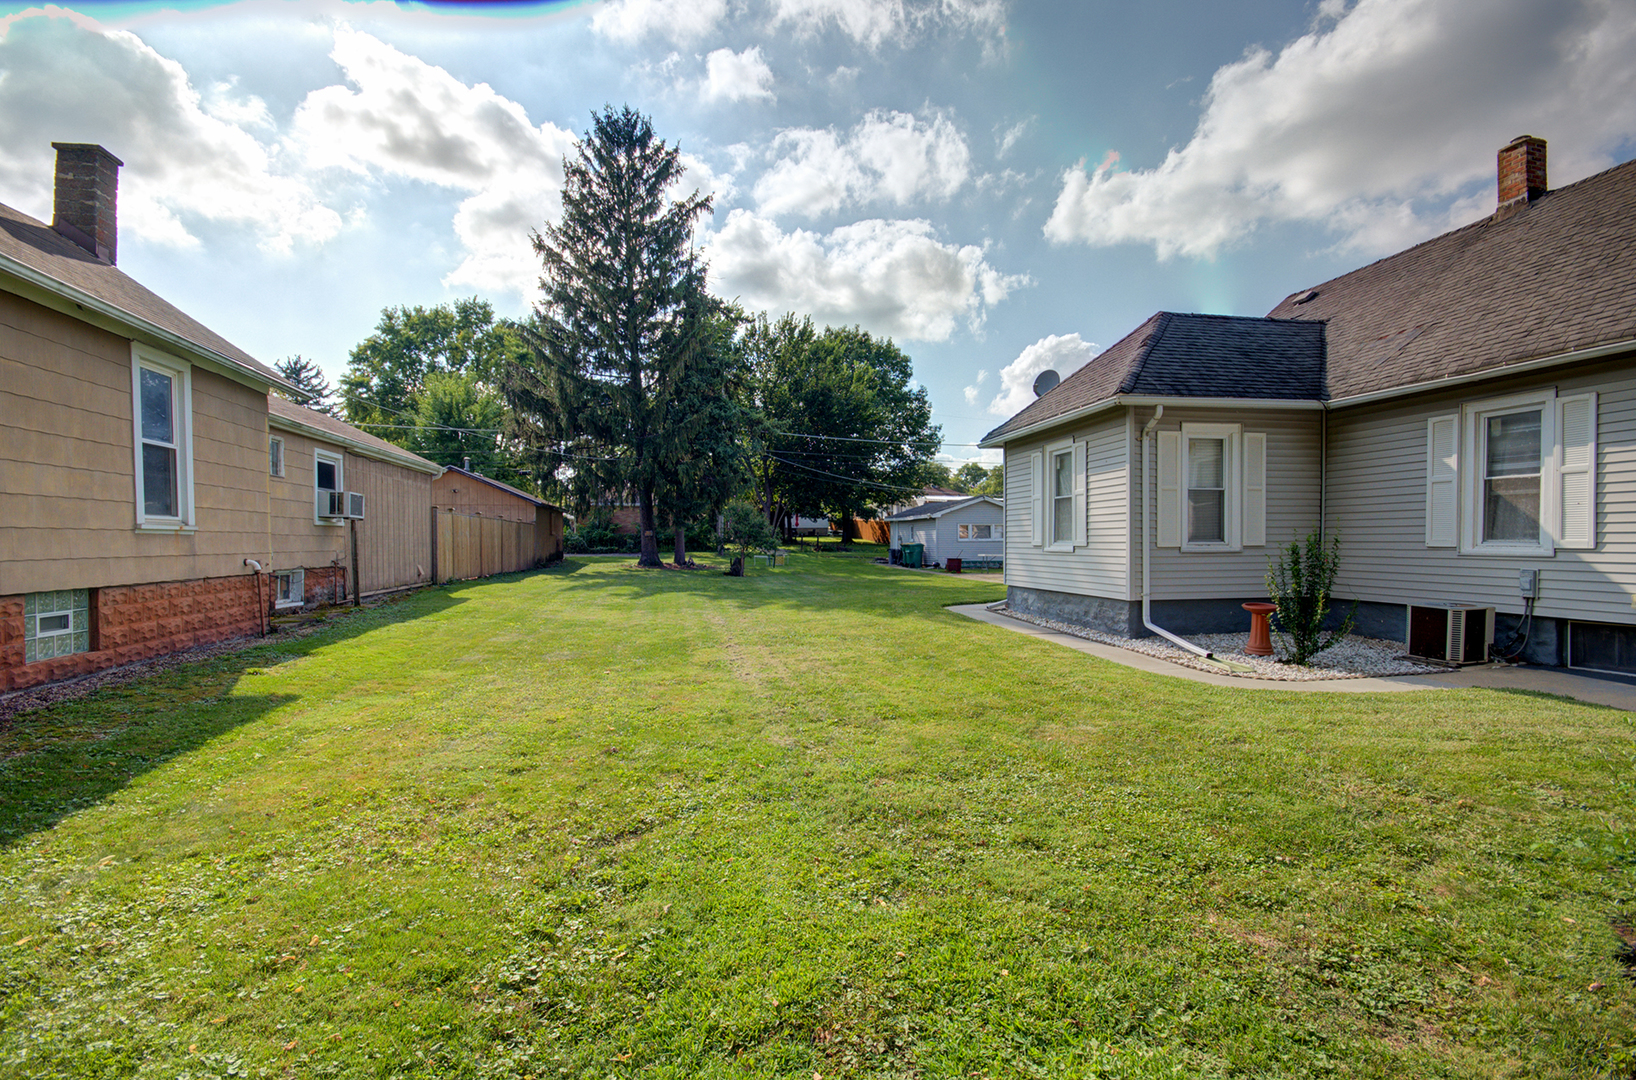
xmin=432 ymin=509 xmax=538 ymax=584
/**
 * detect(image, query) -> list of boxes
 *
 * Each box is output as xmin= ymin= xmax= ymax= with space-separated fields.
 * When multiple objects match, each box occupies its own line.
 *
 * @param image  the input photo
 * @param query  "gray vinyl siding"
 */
xmin=1130 ymin=406 xmax=1323 ymax=601
xmin=930 ymin=501 xmax=1005 ymax=562
xmin=1326 ymin=355 xmax=1636 ymax=625
xmin=1003 ymin=410 xmax=1128 ymax=599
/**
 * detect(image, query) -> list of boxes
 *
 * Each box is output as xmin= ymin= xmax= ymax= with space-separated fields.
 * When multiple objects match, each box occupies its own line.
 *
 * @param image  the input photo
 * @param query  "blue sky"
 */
xmin=2 ymin=0 xmax=1633 ymax=463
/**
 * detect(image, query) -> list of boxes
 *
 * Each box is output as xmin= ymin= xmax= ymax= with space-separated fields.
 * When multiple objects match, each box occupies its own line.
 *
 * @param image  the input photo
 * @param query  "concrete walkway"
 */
xmin=949 ymin=604 xmax=1635 ymax=710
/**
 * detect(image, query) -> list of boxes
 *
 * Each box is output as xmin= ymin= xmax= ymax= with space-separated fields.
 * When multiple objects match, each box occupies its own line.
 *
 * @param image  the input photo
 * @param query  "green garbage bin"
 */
xmin=903 ymin=542 xmax=924 ymax=569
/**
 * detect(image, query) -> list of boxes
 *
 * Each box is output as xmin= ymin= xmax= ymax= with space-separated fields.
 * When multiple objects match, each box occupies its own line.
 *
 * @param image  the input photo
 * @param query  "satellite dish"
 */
xmin=1032 ymin=369 xmax=1060 ymax=397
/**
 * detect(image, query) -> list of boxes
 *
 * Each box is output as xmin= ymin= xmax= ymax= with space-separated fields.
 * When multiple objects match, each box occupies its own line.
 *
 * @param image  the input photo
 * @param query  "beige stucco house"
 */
xmin=1 ymin=143 xmax=442 ymax=692
xmin=981 ymin=137 xmax=1636 ymax=672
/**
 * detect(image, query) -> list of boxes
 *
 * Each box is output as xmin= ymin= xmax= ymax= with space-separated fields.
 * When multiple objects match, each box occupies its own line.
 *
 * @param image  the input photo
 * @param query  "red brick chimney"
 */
xmin=51 ymin=142 xmax=123 ymax=264
xmin=1496 ymin=135 xmax=1546 ymax=220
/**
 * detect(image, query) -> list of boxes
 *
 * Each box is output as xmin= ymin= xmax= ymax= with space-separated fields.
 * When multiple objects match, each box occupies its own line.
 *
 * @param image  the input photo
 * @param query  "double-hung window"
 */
xmin=314 ymin=449 xmax=343 ymax=523
xmin=1155 ymin=422 xmax=1264 ymax=550
xmin=131 ymin=345 xmax=192 ymax=528
xmin=1428 ymin=389 xmax=1598 ymax=554
xmin=1029 ymin=439 xmax=1087 ymax=550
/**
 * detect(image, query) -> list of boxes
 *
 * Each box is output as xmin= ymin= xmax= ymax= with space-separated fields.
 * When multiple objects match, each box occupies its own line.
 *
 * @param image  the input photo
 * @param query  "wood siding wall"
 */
xmin=348 ymin=454 xmax=433 ymax=595
xmin=1 ymin=290 xmax=273 ymax=595
xmin=435 ymin=510 xmax=538 ymax=583
xmin=1130 ymin=406 xmax=1323 ymax=601
xmin=1002 ymin=411 xmax=1129 ymax=599
xmin=1326 ymin=356 xmax=1636 ymax=625
xmin=268 ymin=427 xmax=346 ymax=574
xmin=432 ymin=472 xmax=539 ymax=523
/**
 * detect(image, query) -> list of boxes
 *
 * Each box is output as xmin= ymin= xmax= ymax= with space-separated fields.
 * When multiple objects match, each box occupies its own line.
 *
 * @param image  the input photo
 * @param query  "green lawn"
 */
xmin=1 ymin=554 xmax=1633 ymax=1078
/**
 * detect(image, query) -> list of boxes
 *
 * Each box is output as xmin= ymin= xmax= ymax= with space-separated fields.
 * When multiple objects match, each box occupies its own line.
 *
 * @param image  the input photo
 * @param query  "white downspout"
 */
xmin=1140 ymin=406 xmax=1213 ymax=659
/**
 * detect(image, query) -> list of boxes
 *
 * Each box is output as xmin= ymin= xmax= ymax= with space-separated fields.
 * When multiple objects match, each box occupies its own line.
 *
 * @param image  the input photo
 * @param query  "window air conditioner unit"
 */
xmin=345 ymin=491 xmax=365 ymax=520
xmin=318 ymin=489 xmax=344 ymax=519
xmin=1407 ymin=602 xmax=1494 ymax=665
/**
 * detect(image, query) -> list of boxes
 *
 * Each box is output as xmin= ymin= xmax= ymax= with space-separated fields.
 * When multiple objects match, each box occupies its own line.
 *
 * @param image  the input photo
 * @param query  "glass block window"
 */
xmin=274 ymin=569 xmax=305 ymax=609
xmin=24 ymin=589 xmax=91 ymax=663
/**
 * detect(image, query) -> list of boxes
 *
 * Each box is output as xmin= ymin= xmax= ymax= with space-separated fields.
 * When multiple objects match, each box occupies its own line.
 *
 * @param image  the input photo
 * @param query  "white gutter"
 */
xmin=0 ymin=252 xmax=299 ymax=395
xmin=1325 ymin=337 xmax=1636 ymax=408
xmin=1139 ymin=406 xmax=1212 ymax=659
xmin=980 ymin=394 xmax=1325 ymax=448
xmin=269 ymin=411 xmax=444 ymax=476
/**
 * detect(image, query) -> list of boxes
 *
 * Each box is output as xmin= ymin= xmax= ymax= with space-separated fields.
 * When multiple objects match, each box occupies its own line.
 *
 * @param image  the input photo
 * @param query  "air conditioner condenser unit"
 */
xmin=1407 ymin=602 xmax=1494 ymax=665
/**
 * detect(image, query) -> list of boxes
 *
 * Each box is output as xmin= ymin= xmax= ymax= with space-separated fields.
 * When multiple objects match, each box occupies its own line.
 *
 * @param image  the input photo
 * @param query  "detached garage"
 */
xmin=884 ymin=496 xmax=1004 ymax=568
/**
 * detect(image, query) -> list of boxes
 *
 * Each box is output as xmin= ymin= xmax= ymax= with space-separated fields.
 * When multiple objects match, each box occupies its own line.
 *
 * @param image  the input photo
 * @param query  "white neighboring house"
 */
xmin=884 ymin=496 xmax=1005 ymax=566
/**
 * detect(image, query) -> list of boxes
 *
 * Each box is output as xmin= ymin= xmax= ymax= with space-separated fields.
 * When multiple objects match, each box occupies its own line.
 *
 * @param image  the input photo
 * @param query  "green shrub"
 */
xmin=1265 ymin=529 xmax=1357 ymax=665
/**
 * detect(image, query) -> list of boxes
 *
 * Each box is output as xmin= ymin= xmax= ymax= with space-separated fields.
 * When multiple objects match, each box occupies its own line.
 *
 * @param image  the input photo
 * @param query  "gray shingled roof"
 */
xmin=882 ymin=495 xmax=1001 ymax=522
xmin=1268 ymin=156 xmax=1636 ymax=401
xmin=0 ymin=200 xmax=288 ymax=389
xmin=268 ymin=395 xmax=442 ymax=475
xmin=980 ymin=313 xmax=1325 ymax=444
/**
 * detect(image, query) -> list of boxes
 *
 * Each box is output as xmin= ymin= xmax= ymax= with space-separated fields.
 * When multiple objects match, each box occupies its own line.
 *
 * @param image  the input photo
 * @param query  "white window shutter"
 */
xmin=1557 ymin=392 xmax=1597 ymax=548
xmin=1242 ymin=432 xmax=1267 ymax=547
xmin=1425 ymin=415 xmax=1458 ymax=547
xmin=1029 ymin=450 xmax=1044 ymax=546
xmin=1157 ymin=430 xmax=1181 ymax=548
xmin=1072 ymin=439 xmax=1088 ymax=547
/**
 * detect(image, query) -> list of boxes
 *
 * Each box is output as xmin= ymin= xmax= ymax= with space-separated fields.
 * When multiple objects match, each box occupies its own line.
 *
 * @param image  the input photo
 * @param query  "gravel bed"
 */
xmin=992 ymin=603 xmax=1446 ymax=681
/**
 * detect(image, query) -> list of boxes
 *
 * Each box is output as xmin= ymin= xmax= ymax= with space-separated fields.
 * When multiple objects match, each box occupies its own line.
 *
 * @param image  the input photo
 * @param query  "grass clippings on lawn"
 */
xmin=1 ymin=553 xmax=1633 ymax=1079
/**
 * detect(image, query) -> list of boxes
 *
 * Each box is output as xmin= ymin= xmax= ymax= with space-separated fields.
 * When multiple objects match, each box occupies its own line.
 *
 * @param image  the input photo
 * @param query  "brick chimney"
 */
xmin=51 ymin=142 xmax=123 ymax=263
xmin=1496 ymin=135 xmax=1546 ymax=220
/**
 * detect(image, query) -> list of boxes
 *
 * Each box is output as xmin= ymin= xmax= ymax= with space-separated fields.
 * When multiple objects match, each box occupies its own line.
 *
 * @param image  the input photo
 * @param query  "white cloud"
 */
xmin=995 ymin=116 xmax=1032 ymax=159
xmin=705 ymin=209 xmax=1026 ymax=341
xmin=986 ymin=333 xmax=1096 ymax=417
xmin=962 ymin=367 xmax=987 ymax=405
xmin=770 ymin=0 xmax=1006 ymax=49
xmin=1045 ymin=0 xmax=1636 ymax=259
xmin=754 ymin=110 xmax=971 ymax=217
xmin=290 ymin=27 xmax=576 ymax=297
xmin=674 ymin=152 xmax=738 ymax=207
xmin=701 ymin=46 xmax=775 ymax=104
xmin=0 ymin=7 xmax=341 ymax=254
xmin=590 ymin=0 xmax=729 ymax=45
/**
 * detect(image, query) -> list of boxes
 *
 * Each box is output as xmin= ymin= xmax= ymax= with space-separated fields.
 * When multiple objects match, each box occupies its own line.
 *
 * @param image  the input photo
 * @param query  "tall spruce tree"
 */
xmin=274 ymin=355 xmax=336 ymax=415
xmin=505 ymin=106 xmax=714 ymax=568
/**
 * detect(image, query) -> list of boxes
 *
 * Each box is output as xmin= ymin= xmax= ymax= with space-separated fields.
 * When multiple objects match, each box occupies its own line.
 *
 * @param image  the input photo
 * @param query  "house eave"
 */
xmin=0 ymin=252 xmax=299 ymax=396
xmin=978 ymin=395 xmax=1323 ymax=448
xmin=269 ymin=411 xmax=444 ymax=476
xmin=1325 ymin=337 xmax=1636 ymax=409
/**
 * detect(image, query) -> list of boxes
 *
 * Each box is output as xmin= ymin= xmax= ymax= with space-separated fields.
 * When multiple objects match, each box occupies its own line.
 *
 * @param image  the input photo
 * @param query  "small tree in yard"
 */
xmin=722 ymin=501 xmax=776 ymax=575
xmin=1266 ymin=529 xmax=1357 ymax=665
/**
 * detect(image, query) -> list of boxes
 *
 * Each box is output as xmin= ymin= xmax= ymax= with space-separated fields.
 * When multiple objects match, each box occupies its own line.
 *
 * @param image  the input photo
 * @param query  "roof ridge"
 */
xmin=1118 ymin=311 xmax=1170 ymax=395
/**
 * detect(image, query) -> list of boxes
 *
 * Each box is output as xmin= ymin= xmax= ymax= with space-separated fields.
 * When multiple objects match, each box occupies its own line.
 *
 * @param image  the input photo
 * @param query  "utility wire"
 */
xmin=764 ymin=453 xmax=929 ymax=495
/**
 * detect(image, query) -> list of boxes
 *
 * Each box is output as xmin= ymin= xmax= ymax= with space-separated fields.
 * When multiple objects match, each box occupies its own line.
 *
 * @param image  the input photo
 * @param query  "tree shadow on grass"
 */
xmin=541 ymin=552 xmax=1005 ymax=621
xmin=0 ymin=587 xmax=466 ymax=847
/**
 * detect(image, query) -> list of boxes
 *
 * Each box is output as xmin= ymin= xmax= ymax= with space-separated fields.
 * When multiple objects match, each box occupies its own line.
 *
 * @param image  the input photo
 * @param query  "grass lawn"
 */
xmin=1 ymin=552 xmax=1633 ymax=1078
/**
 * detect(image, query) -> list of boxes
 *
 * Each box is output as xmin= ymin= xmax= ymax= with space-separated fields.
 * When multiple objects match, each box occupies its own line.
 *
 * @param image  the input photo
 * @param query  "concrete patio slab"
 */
xmin=949 ymin=604 xmax=1635 ymax=710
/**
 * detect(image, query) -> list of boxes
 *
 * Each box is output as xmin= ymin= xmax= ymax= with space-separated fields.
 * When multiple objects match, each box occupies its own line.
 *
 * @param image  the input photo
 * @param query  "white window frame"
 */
xmin=1461 ymin=390 xmax=1555 ymax=557
xmin=269 ymin=435 xmax=285 ymax=477
xmin=1180 ymin=422 xmax=1241 ymax=552
xmin=273 ymin=568 xmax=305 ymax=610
xmin=314 ymin=448 xmax=344 ymax=526
xmin=130 ymin=344 xmax=194 ymax=531
xmin=1044 ymin=439 xmax=1076 ymax=551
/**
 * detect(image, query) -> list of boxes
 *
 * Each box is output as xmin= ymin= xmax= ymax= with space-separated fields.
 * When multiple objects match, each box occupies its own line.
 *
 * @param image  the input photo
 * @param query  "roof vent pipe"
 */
xmin=1139 ymin=406 xmax=1215 ymax=661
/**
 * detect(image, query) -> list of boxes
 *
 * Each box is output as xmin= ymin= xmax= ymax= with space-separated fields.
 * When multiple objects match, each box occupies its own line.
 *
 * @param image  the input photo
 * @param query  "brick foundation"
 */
xmin=2 ymin=574 xmax=263 ymax=693
xmin=300 ymin=566 xmax=347 ymax=608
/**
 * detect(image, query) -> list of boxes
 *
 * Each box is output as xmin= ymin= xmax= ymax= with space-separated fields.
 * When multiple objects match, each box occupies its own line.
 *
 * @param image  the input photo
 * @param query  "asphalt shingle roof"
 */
xmin=1268 ymin=157 xmax=1636 ymax=400
xmin=0 ymin=200 xmax=287 ymax=388
xmin=268 ymin=395 xmax=442 ymax=475
xmin=882 ymin=495 xmax=1000 ymax=522
xmin=980 ymin=313 xmax=1325 ymax=444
